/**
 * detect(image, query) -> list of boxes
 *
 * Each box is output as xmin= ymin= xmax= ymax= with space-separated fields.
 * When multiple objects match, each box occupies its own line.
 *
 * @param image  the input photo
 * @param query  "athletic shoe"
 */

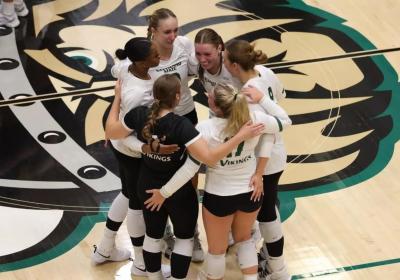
xmin=91 ymin=245 xmax=131 ymax=265
xmin=0 ymin=11 xmax=19 ymax=28
xmin=14 ymin=2 xmax=29 ymax=17
xmin=131 ymin=263 xmax=147 ymax=276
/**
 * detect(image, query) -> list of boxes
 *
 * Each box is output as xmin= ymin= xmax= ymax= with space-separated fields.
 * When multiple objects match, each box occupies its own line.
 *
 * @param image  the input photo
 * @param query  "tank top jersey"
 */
xmin=196 ymin=111 xmax=274 ymax=196
xmin=148 ymin=36 xmax=196 ymax=116
xmin=243 ymin=75 xmax=287 ymax=175
xmin=111 ymin=64 xmax=154 ymax=158
xmin=122 ymin=106 xmax=201 ymax=187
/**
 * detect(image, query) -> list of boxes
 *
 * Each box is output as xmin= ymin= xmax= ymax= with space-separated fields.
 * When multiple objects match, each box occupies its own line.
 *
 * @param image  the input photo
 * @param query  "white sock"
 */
xmin=97 ymin=227 xmax=116 ymax=254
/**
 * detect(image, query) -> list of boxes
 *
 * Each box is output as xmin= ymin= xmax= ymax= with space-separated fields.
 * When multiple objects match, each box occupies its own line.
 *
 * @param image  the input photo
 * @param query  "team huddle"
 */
xmin=91 ymin=8 xmax=291 ymax=280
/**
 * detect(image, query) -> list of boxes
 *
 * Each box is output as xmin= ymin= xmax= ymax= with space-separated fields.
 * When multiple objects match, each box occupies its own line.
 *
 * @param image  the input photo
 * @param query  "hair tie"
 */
xmin=233 ymin=93 xmax=238 ymax=101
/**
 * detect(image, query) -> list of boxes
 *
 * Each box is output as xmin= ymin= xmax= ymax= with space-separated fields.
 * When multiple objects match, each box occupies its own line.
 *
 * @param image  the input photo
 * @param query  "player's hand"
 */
xmin=144 ymin=189 xmax=166 ymax=211
xmin=237 ymin=121 xmax=265 ymax=140
xmin=241 ymin=85 xmax=264 ymax=103
xmin=250 ymin=173 xmax=263 ymax=201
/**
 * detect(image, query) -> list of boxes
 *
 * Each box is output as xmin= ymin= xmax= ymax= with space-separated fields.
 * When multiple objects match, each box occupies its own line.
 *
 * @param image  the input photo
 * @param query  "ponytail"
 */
xmin=213 ymin=83 xmax=250 ymax=137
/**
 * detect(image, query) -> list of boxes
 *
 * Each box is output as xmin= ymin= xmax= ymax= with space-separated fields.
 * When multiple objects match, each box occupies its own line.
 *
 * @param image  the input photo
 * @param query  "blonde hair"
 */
xmin=142 ymin=74 xmax=181 ymax=141
xmin=147 ymin=8 xmax=177 ymax=39
xmin=213 ymin=83 xmax=251 ymax=137
xmin=225 ymin=39 xmax=268 ymax=71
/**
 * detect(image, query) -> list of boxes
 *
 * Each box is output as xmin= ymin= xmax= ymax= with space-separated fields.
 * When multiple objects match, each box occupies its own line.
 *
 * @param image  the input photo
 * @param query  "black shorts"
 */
xmin=182 ymin=109 xmax=198 ymax=125
xmin=203 ymin=191 xmax=262 ymax=217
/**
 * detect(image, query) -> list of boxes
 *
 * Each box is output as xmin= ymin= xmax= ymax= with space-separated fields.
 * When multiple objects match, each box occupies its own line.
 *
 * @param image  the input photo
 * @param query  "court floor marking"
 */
xmin=0 ymin=47 xmax=399 ymax=108
xmin=292 ymin=257 xmax=400 ymax=279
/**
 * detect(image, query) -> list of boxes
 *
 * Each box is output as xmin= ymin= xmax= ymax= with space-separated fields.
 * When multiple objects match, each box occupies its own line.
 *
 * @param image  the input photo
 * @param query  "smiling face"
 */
xmin=145 ymin=43 xmax=161 ymax=68
xmin=195 ymin=43 xmax=222 ymax=74
xmin=151 ymin=16 xmax=179 ymax=50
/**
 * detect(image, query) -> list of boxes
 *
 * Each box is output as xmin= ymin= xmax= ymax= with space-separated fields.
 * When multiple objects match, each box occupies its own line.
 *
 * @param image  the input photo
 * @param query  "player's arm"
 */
xmin=105 ymin=81 xmax=132 ymax=140
xmin=188 ymin=121 xmax=264 ymax=166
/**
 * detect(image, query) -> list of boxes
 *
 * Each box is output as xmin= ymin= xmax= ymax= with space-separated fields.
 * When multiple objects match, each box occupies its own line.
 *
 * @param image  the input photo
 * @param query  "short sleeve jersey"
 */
xmin=196 ymin=111 xmax=273 ymax=196
xmin=110 ymin=64 xmax=154 ymax=158
xmin=123 ymin=106 xmax=201 ymax=185
xmin=149 ymin=36 xmax=195 ymax=116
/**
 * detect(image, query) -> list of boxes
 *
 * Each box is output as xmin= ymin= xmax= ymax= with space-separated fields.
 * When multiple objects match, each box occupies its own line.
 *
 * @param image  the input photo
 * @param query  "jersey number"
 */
xmin=268 ymin=86 xmax=274 ymax=101
xmin=225 ymin=138 xmax=245 ymax=158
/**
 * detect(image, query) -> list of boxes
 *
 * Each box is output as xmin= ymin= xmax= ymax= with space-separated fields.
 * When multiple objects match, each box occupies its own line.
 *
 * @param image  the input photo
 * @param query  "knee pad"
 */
xmin=173 ymin=237 xmax=194 ymax=257
xmin=143 ymin=234 xmax=163 ymax=254
xmin=108 ymin=192 xmax=129 ymax=222
xmin=205 ymin=253 xmax=226 ymax=279
xmin=259 ymin=218 xmax=283 ymax=244
xmin=127 ymin=209 xmax=145 ymax=238
xmin=237 ymin=239 xmax=257 ymax=269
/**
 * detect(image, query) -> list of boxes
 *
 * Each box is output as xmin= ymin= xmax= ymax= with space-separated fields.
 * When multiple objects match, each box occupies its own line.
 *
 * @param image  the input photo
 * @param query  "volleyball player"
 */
xmin=224 ymin=39 xmax=291 ymax=280
xmin=146 ymin=8 xmax=209 ymax=261
xmin=92 ymin=37 xmax=176 ymax=277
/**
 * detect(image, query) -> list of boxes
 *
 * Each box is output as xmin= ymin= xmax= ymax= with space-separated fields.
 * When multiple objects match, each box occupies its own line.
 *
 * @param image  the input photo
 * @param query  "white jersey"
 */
xmin=255 ymin=65 xmax=286 ymax=102
xmin=149 ymin=36 xmax=196 ymax=116
xmin=201 ymin=64 xmax=242 ymax=93
xmin=196 ymin=111 xmax=279 ymax=196
xmin=111 ymin=63 xmax=154 ymax=158
xmin=243 ymin=74 xmax=289 ymax=175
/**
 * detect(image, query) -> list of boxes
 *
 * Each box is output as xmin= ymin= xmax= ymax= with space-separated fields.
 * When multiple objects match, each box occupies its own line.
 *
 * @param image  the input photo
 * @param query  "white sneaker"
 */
xmin=134 ymin=264 xmax=171 ymax=278
xmin=0 ymin=11 xmax=19 ymax=28
xmin=91 ymin=245 xmax=131 ymax=265
xmin=14 ymin=2 xmax=29 ymax=17
xmin=192 ymin=235 xmax=204 ymax=262
xmin=131 ymin=263 xmax=147 ymax=276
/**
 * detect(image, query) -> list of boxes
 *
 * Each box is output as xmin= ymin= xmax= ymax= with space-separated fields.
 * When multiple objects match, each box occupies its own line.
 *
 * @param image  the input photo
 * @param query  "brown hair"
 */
xmin=142 ymin=74 xmax=181 ymax=141
xmin=225 ymin=39 xmax=268 ymax=71
xmin=213 ymin=83 xmax=251 ymax=137
xmin=147 ymin=8 xmax=177 ymax=39
xmin=194 ymin=28 xmax=224 ymax=82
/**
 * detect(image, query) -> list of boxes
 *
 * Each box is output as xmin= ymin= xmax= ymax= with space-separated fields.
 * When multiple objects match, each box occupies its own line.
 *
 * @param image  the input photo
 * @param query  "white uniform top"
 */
xmin=244 ymin=72 xmax=288 ymax=175
xmin=149 ymin=36 xmax=196 ymax=116
xmin=111 ymin=64 xmax=154 ymax=158
xmin=196 ymin=111 xmax=282 ymax=196
xmin=255 ymin=65 xmax=286 ymax=102
xmin=201 ymin=64 xmax=242 ymax=93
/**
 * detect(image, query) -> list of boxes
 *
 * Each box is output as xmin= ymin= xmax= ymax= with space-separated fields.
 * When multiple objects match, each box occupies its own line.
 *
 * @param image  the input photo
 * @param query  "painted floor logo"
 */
xmin=0 ymin=0 xmax=398 ymax=271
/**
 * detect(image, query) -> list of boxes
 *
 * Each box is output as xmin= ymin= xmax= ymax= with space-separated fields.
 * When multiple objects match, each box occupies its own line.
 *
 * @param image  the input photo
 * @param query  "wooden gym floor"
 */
xmin=0 ymin=0 xmax=399 ymax=279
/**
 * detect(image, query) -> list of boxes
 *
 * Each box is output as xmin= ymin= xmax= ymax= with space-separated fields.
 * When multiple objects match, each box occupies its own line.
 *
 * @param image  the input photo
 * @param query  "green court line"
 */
xmin=292 ymin=257 xmax=400 ymax=279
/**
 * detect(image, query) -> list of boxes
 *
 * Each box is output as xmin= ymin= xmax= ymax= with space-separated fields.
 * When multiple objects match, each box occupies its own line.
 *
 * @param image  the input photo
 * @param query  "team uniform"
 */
xmin=122 ymin=107 xmax=201 ymax=280
xmin=245 ymin=66 xmax=291 ymax=280
xmin=200 ymin=63 xmax=242 ymax=94
xmin=92 ymin=63 xmax=154 ymax=275
xmin=149 ymin=36 xmax=198 ymax=124
xmin=197 ymin=112 xmax=274 ymax=216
